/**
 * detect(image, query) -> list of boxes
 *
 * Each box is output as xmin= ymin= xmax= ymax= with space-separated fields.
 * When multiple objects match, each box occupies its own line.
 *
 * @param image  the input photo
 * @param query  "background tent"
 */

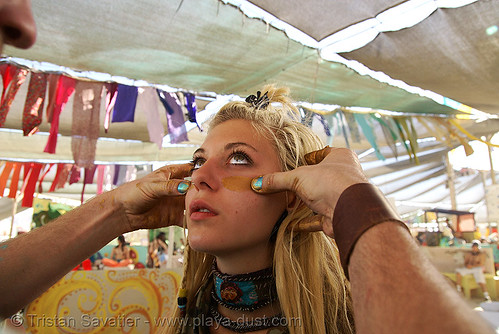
xmin=0 ymin=0 xmax=498 ymax=230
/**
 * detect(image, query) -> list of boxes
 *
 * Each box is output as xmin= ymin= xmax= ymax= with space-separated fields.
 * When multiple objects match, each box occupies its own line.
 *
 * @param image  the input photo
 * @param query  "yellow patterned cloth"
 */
xmin=24 ymin=268 xmax=181 ymax=333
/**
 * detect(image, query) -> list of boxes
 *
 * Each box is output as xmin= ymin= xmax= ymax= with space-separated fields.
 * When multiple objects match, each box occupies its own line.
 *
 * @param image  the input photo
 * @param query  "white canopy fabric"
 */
xmin=0 ymin=0 xmax=497 ymax=226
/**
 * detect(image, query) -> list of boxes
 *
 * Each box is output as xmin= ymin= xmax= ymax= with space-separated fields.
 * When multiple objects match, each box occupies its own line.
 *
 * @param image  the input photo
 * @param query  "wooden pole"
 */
xmin=166 ymin=226 xmax=175 ymax=268
xmin=487 ymin=134 xmax=496 ymax=185
xmin=445 ymin=152 xmax=457 ymax=210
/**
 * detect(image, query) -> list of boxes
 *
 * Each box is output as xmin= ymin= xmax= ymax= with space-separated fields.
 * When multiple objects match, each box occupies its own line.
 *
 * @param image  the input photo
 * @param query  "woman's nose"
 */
xmin=0 ymin=0 xmax=37 ymax=49
xmin=190 ymin=159 xmax=220 ymax=192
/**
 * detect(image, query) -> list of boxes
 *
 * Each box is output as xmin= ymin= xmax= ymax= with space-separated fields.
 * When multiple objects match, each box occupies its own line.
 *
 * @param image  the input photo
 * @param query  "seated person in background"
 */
xmin=101 ymin=235 xmax=133 ymax=267
xmin=147 ymin=232 xmax=168 ymax=268
xmin=456 ymin=240 xmax=491 ymax=302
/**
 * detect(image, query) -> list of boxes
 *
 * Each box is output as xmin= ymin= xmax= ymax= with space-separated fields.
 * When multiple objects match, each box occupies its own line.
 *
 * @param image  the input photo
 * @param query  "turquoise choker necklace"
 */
xmin=211 ymin=261 xmax=278 ymax=312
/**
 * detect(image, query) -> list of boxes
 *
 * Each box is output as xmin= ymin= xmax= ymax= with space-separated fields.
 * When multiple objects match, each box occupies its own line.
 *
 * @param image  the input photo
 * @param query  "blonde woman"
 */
xmin=1 ymin=86 xmax=494 ymax=334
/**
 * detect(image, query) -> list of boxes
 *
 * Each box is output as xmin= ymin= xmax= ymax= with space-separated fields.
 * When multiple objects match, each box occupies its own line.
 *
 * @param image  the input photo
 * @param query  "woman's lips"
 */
xmin=189 ymin=200 xmax=218 ymax=221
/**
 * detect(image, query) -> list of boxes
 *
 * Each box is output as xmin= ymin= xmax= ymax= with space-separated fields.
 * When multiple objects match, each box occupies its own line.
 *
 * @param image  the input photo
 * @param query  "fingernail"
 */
xmin=177 ymin=181 xmax=191 ymax=194
xmin=251 ymin=176 xmax=263 ymax=191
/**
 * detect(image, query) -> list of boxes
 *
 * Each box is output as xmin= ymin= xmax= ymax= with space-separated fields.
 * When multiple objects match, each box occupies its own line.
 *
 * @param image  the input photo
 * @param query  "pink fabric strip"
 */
xmin=22 ymin=72 xmax=48 ymax=136
xmin=72 ymin=81 xmax=103 ymax=168
xmin=0 ymin=68 xmax=28 ymax=127
xmin=44 ymin=76 xmax=76 ymax=154
xmin=96 ymin=165 xmax=105 ymax=194
xmin=104 ymin=82 xmax=118 ymax=133
xmin=138 ymin=87 xmax=164 ymax=148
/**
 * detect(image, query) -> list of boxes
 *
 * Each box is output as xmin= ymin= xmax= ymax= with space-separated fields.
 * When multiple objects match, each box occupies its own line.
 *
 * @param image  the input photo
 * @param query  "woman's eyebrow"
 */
xmin=224 ymin=142 xmax=257 ymax=152
xmin=192 ymin=148 xmax=204 ymax=156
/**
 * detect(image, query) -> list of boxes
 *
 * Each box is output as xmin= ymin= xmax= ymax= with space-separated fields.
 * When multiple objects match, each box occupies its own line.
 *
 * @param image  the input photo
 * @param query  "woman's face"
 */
xmin=185 ymin=119 xmax=287 ymax=259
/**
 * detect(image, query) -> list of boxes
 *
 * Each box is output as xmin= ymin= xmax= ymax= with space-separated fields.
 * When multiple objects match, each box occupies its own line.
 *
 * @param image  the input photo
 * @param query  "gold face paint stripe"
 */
xmin=222 ymin=176 xmax=254 ymax=192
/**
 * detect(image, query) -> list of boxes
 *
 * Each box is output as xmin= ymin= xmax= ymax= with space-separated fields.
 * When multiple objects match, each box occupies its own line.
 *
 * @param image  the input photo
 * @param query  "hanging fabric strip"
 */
xmin=111 ymin=84 xmax=138 ymax=123
xmin=436 ymin=119 xmax=474 ymax=156
xmin=22 ymin=163 xmax=43 ymax=207
xmin=113 ymin=165 xmax=120 ymax=185
xmin=393 ymin=118 xmax=418 ymax=163
xmin=69 ymin=165 xmax=81 ymax=185
xmin=37 ymin=163 xmax=54 ymax=193
xmin=22 ymin=72 xmax=48 ymax=136
xmin=96 ymin=165 xmax=105 ymax=195
xmin=399 ymin=117 xmax=419 ymax=163
xmin=8 ymin=163 xmax=22 ymax=198
xmin=115 ymin=165 xmax=127 ymax=186
xmin=0 ymin=63 xmax=20 ymax=105
xmin=0 ymin=161 xmax=14 ymax=196
xmin=342 ymin=111 xmax=361 ymax=143
xmin=415 ymin=117 xmax=447 ymax=144
xmin=184 ymin=92 xmax=201 ymax=130
xmin=81 ymin=166 xmax=97 ymax=204
xmin=323 ymin=113 xmax=336 ymax=146
xmin=125 ymin=165 xmax=137 ymax=183
xmin=72 ymin=81 xmax=103 ymax=168
xmin=104 ymin=82 xmax=118 ymax=132
xmin=49 ymin=164 xmax=64 ymax=192
xmin=372 ymin=115 xmax=398 ymax=159
xmin=337 ymin=111 xmax=351 ymax=149
xmin=0 ymin=68 xmax=28 ymax=127
xmin=138 ymin=87 xmax=164 ymax=149
xmin=353 ymin=113 xmax=385 ymax=160
xmin=45 ymin=73 xmax=60 ymax=123
xmin=44 ymin=76 xmax=77 ymax=154
xmin=314 ymin=114 xmax=331 ymax=137
xmin=449 ymin=119 xmax=499 ymax=148
xmin=300 ymin=107 xmax=314 ymax=127
xmin=56 ymin=164 xmax=72 ymax=190
xmin=157 ymin=89 xmax=188 ymax=144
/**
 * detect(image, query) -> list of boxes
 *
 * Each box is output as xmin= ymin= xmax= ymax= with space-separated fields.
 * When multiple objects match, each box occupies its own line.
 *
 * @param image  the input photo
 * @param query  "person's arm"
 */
xmin=251 ymin=147 xmax=494 ymax=334
xmin=349 ymin=222 xmax=494 ymax=334
xmin=0 ymin=163 xmax=192 ymax=319
xmin=124 ymin=246 xmax=131 ymax=260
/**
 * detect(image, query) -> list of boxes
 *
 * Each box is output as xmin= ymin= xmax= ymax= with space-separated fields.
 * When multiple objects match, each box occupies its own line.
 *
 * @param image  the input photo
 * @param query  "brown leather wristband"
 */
xmin=333 ymin=183 xmax=410 ymax=279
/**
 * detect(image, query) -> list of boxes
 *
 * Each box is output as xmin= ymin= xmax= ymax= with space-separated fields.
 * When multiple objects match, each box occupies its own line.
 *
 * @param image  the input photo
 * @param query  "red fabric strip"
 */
xmin=22 ymin=163 xmax=43 ymax=207
xmin=0 ymin=68 xmax=28 ymax=127
xmin=44 ymin=76 xmax=76 ymax=154
xmin=38 ymin=163 xmax=54 ymax=193
xmin=49 ymin=163 xmax=64 ymax=192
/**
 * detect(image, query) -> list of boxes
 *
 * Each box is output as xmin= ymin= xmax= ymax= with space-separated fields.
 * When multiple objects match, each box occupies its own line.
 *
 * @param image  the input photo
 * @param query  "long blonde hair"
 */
xmin=163 ymin=85 xmax=354 ymax=334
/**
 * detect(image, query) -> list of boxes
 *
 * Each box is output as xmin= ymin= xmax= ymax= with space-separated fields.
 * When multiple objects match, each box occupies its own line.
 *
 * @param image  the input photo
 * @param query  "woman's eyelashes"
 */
xmin=227 ymin=151 xmax=252 ymax=166
xmin=190 ymin=150 xmax=253 ymax=173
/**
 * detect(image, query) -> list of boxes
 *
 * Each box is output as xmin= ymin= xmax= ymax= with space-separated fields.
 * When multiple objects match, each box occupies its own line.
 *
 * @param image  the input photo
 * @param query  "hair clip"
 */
xmin=245 ymin=91 xmax=270 ymax=109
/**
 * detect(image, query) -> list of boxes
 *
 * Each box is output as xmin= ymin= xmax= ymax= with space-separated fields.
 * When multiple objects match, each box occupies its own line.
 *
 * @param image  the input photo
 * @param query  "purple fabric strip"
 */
xmin=112 ymin=84 xmax=138 ymax=123
xmin=184 ymin=92 xmax=202 ymax=131
xmin=157 ymin=89 xmax=188 ymax=144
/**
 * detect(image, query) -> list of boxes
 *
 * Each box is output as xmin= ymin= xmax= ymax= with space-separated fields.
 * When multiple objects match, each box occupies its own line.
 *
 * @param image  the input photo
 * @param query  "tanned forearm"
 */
xmin=0 ymin=191 xmax=127 ymax=319
xmin=348 ymin=222 xmax=494 ymax=334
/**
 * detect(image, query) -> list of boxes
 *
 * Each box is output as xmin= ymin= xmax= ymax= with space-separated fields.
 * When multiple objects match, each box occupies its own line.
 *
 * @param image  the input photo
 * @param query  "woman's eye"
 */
xmin=192 ymin=158 xmax=205 ymax=170
xmin=229 ymin=153 xmax=249 ymax=165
